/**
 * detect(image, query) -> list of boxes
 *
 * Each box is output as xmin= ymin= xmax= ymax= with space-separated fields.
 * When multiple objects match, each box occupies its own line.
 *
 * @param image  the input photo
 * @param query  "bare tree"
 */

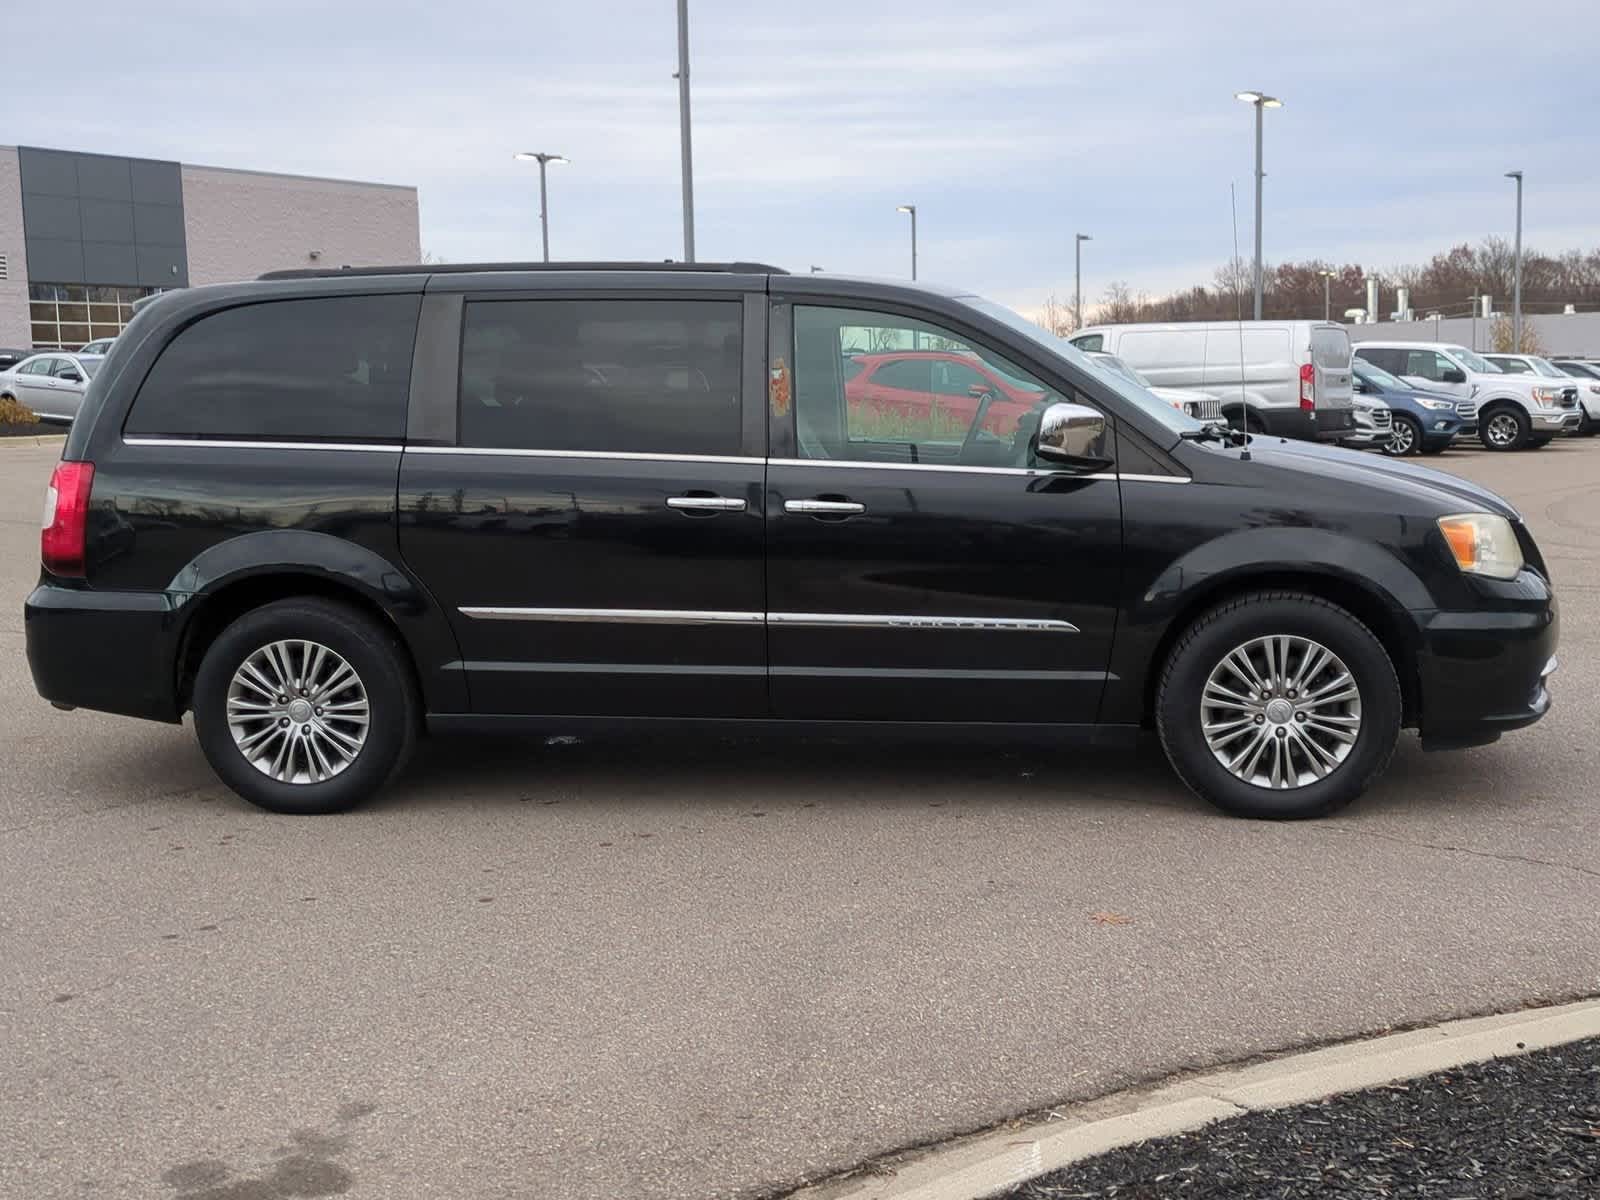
xmin=1037 ymin=292 xmax=1075 ymax=337
xmin=1489 ymin=316 xmax=1547 ymax=355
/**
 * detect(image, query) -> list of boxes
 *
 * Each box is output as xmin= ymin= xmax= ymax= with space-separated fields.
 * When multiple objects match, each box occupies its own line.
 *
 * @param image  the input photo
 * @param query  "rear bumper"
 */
xmin=1255 ymin=406 xmax=1354 ymax=443
xmin=1415 ymin=582 xmax=1557 ymax=748
xmin=24 ymin=583 xmax=182 ymax=723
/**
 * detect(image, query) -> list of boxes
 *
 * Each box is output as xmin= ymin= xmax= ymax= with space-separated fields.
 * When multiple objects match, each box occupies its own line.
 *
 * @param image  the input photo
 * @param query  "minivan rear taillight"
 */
xmin=1299 ymin=363 xmax=1316 ymax=412
xmin=41 ymin=461 xmax=94 ymax=577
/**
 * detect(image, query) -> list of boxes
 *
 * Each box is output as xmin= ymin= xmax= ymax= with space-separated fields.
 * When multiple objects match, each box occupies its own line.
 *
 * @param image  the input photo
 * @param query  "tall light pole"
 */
xmin=675 ymin=0 xmax=696 ymax=262
xmin=1506 ymin=170 xmax=1524 ymax=351
xmin=513 ymin=152 xmax=568 ymax=263
xmin=896 ymin=204 xmax=917 ymax=279
xmin=1319 ymin=268 xmax=1334 ymax=321
xmin=1235 ymin=91 xmax=1282 ymax=320
xmin=1074 ymin=233 xmax=1092 ymax=330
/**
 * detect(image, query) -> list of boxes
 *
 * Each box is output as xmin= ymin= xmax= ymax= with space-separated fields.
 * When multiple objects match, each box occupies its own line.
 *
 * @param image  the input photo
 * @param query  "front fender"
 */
xmin=168 ymin=529 xmax=467 ymax=712
xmin=1101 ymin=525 xmax=1430 ymax=725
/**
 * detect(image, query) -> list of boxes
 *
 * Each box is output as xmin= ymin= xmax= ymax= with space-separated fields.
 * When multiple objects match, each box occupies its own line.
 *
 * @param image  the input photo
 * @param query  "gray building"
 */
xmin=0 ymin=145 xmax=420 ymax=350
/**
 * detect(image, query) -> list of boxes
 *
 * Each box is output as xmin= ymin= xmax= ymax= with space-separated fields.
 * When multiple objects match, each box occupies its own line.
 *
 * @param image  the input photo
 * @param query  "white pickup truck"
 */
xmin=1351 ymin=341 xmax=1579 ymax=451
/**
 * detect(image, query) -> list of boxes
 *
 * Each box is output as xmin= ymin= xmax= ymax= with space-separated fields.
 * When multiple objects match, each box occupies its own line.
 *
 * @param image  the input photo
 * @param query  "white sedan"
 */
xmin=0 ymin=352 xmax=105 ymax=422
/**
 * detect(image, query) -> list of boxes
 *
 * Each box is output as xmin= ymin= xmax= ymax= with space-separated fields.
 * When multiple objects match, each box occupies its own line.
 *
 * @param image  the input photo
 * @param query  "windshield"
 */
xmin=1354 ymin=362 xmax=1408 ymax=391
xmin=960 ymin=296 xmax=1201 ymax=436
xmin=1449 ymin=347 xmax=1497 ymax=374
xmin=1091 ymin=353 xmax=1155 ymax=388
xmin=1526 ymin=356 xmax=1566 ymax=378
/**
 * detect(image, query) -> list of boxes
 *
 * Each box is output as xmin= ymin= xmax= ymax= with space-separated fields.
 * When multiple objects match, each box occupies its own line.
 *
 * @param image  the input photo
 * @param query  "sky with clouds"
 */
xmin=12 ymin=0 xmax=1600 ymax=313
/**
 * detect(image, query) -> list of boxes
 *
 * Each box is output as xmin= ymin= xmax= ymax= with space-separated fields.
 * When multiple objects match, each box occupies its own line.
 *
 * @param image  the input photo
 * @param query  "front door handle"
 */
xmin=666 ymin=495 xmax=747 ymax=512
xmin=784 ymin=499 xmax=866 ymax=516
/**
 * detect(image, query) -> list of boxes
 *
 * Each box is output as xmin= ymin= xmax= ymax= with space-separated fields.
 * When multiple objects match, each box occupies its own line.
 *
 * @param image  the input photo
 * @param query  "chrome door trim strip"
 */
xmin=405 ymin=445 xmax=766 ymax=466
xmin=768 ymin=612 xmax=1079 ymax=632
xmin=123 ymin=437 xmax=403 ymax=453
xmin=456 ymin=607 xmax=1079 ymax=632
xmin=459 ymin=607 xmax=763 ymax=624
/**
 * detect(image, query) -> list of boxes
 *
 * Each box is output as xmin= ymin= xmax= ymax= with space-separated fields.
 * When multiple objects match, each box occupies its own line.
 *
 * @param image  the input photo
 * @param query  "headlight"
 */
xmin=1438 ymin=513 xmax=1524 ymax=580
xmin=1417 ymin=398 xmax=1455 ymax=411
xmin=1531 ymin=386 xmax=1563 ymax=406
xmin=1588 ymin=384 xmax=1600 ymax=395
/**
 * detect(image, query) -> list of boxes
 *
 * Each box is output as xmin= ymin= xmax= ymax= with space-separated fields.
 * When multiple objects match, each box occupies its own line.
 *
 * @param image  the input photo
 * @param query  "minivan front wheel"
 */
xmin=1480 ymin=406 xmax=1529 ymax=451
xmin=192 ymin=597 xmax=418 ymax=814
xmin=1156 ymin=592 xmax=1401 ymax=819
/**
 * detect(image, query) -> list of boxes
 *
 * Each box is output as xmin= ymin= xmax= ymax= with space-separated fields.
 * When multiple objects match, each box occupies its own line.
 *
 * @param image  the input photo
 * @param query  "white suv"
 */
xmin=1352 ymin=342 xmax=1580 ymax=451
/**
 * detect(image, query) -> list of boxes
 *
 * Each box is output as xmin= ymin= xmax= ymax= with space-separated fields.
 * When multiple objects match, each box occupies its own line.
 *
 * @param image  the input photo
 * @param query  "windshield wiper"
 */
xmin=1178 ymin=420 xmax=1249 ymax=447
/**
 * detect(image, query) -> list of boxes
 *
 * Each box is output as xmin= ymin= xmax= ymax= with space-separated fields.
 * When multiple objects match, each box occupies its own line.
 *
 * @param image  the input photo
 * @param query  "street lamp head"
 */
xmin=1235 ymin=91 xmax=1282 ymax=107
xmin=1076 ymin=232 xmax=1092 ymax=243
xmin=896 ymin=204 xmax=915 ymax=214
xmin=515 ymin=152 xmax=569 ymax=165
xmin=1234 ymin=90 xmax=1261 ymax=103
xmin=1505 ymin=169 xmax=1523 ymax=180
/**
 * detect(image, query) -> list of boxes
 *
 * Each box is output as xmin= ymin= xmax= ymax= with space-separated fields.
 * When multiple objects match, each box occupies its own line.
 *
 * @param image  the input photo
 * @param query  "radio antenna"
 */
xmin=1230 ymin=181 xmax=1252 ymax=460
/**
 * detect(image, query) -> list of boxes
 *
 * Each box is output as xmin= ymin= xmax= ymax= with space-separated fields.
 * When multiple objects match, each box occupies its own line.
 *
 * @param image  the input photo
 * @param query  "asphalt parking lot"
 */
xmin=3 ymin=437 xmax=1597 ymax=1200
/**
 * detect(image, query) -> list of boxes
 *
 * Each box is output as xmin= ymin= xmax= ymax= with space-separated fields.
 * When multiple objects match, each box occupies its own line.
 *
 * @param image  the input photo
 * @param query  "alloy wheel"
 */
xmin=226 ymin=639 xmax=371 ymax=784
xmin=1201 ymin=635 xmax=1362 ymax=790
xmin=1485 ymin=412 xmax=1521 ymax=448
xmin=1387 ymin=419 xmax=1416 ymax=456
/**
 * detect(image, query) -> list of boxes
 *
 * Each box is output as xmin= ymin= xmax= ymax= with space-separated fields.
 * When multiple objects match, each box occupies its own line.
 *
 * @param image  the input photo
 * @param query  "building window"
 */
xmin=28 ymin=282 xmax=161 ymax=350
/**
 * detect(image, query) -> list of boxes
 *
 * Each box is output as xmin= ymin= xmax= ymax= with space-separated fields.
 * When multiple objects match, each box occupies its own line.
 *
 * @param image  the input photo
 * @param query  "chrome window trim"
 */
xmin=769 ymin=457 xmax=1188 ymax=483
xmin=117 ymin=439 xmax=1183 ymax=484
xmin=407 ymin=445 xmax=766 ymax=466
xmin=458 ymin=607 xmax=1078 ymax=632
xmin=123 ymin=436 xmax=403 ymax=453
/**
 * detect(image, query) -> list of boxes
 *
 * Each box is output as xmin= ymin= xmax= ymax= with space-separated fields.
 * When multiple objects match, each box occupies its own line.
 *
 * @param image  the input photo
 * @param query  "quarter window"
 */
xmin=791 ymin=305 xmax=1071 ymax=468
xmin=125 ymin=295 xmax=420 ymax=440
xmin=458 ymin=299 xmax=743 ymax=456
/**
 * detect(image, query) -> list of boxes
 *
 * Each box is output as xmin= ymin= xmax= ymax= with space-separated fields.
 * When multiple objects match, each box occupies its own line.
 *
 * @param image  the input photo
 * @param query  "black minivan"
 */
xmin=26 ymin=263 xmax=1558 ymax=818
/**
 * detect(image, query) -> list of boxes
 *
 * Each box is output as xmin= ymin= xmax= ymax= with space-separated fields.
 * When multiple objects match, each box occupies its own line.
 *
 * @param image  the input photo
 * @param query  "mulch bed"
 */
xmin=1001 ymin=1037 xmax=1600 ymax=1199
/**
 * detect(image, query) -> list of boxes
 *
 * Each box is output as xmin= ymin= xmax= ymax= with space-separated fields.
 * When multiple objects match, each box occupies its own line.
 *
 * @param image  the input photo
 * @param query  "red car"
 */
xmin=843 ymin=351 xmax=1045 ymax=438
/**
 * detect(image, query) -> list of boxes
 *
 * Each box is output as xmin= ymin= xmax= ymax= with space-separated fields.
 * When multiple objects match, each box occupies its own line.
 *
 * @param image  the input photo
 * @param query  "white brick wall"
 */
xmin=0 ymin=148 xmax=31 ymax=348
xmin=180 ymin=165 xmax=420 ymax=286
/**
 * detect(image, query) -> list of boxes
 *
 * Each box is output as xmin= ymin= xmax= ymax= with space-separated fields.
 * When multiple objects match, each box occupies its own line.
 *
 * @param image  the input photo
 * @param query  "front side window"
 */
xmin=126 ymin=295 xmax=420 ymax=440
xmin=1403 ymin=350 xmax=1452 ymax=382
xmin=791 ymin=305 xmax=1065 ymax=468
xmin=51 ymin=359 xmax=83 ymax=381
xmin=459 ymin=299 xmax=742 ymax=456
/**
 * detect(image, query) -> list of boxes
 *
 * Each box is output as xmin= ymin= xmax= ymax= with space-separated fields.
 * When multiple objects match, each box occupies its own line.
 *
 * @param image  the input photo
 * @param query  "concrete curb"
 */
xmin=0 ymin=433 xmax=67 ymax=448
xmin=788 ymin=998 xmax=1600 ymax=1200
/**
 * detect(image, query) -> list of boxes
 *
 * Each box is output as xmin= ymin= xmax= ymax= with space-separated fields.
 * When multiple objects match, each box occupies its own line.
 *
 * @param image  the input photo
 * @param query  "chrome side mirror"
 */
xmin=1035 ymin=402 xmax=1112 ymax=471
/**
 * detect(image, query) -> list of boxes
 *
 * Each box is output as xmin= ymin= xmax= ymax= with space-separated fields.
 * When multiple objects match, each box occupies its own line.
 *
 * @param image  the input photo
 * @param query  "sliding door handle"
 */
xmin=666 ymin=495 xmax=747 ymax=512
xmin=784 ymin=499 xmax=866 ymax=516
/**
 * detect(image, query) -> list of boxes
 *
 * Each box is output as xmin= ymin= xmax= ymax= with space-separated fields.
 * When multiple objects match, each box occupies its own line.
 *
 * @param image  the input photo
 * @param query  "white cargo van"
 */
xmin=1069 ymin=321 xmax=1355 ymax=442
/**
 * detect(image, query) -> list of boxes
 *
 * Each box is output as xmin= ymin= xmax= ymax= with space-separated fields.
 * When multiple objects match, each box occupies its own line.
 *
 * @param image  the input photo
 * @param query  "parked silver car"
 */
xmin=0 ymin=352 xmax=104 ymax=422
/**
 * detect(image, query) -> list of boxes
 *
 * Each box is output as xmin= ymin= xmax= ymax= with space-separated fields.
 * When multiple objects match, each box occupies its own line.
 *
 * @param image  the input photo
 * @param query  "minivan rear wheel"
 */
xmin=1156 ymin=592 xmax=1401 ymax=819
xmin=1480 ymin=406 xmax=1529 ymax=451
xmin=192 ymin=597 xmax=418 ymax=814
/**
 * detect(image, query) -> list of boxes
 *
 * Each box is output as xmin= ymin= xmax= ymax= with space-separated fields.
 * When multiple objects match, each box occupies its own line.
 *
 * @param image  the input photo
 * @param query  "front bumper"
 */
xmin=1531 ymin=408 xmax=1580 ymax=433
xmin=24 ymin=583 xmax=183 ymax=723
xmin=1415 ymin=578 xmax=1557 ymax=749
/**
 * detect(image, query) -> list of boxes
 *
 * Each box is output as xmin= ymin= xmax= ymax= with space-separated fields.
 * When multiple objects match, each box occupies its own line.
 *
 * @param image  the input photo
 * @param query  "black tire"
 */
xmin=192 ymin=597 xmax=418 ymax=814
xmin=1579 ymin=409 xmax=1596 ymax=437
xmin=1528 ymin=436 xmax=1554 ymax=448
xmin=1478 ymin=405 xmax=1529 ymax=451
xmin=1421 ymin=442 xmax=1448 ymax=455
xmin=1155 ymin=591 xmax=1402 ymax=820
xmin=1384 ymin=414 xmax=1423 ymax=457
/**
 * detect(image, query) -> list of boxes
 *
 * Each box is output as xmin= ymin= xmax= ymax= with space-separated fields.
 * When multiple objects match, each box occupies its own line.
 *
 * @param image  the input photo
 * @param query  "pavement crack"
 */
xmin=1318 ymin=825 xmax=1600 ymax=881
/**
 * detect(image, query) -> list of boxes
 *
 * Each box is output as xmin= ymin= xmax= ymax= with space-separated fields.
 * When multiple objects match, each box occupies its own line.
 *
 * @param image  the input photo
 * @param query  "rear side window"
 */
xmin=126 ymin=295 xmax=421 ymax=440
xmin=458 ymin=299 xmax=742 ymax=456
xmin=1071 ymin=334 xmax=1103 ymax=352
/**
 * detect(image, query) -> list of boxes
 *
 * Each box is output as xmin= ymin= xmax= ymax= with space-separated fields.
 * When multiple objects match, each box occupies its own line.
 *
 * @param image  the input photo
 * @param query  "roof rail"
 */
xmin=258 ymin=261 xmax=789 ymax=281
